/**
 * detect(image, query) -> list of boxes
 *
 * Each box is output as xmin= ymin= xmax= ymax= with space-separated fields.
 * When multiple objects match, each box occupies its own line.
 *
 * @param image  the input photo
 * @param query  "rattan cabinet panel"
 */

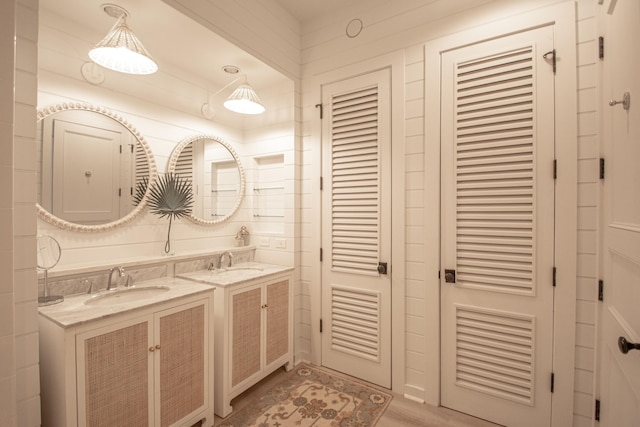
xmin=83 ymin=321 xmax=150 ymax=426
xmin=231 ymin=287 xmax=262 ymax=386
xmin=158 ymin=304 xmax=206 ymax=427
xmin=39 ymin=293 xmax=214 ymax=427
xmin=265 ymin=280 xmax=289 ymax=365
xmin=214 ymin=273 xmax=293 ymax=418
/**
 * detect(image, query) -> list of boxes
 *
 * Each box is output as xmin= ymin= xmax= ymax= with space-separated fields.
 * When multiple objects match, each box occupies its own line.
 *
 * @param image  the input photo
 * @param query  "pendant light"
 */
xmin=223 ymin=79 xmax=266 ymax=115
xmin=202 ymin=68 xmax=266 ymax=117
xmin=88 ymin=4 xmax=158 ymax=75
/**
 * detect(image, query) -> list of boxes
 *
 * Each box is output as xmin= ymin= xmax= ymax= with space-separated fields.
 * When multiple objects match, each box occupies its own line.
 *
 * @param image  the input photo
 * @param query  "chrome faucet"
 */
xmin=107 ymin=266 xmax=125 ymax=291
xmin=218 ymin=252 xmax=234 ymax=269
xmin=83 ymin=279 xmax=97 ymax=295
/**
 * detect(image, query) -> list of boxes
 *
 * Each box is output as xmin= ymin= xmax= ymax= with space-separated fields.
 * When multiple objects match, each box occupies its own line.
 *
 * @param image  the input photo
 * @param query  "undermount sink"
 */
xmin=207 ymin=267 xmax=264 ymax=280
xmin=225 ymin=266 xmax=264 ymax=272
xmin=84 ymin=286 xmax=170 ymax=306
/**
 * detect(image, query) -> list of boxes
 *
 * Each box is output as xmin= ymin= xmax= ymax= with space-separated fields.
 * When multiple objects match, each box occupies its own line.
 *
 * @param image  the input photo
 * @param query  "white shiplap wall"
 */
xmin=403 ymin=43 xmax=428 ymax=396
xmin=0 ymin=1 xmax=18 ymax=424
xmin=162 ymin=0 xmax=301 ymax=80
xmin=574 ymin=1 xmax=599 ymax=426
xmin=13 ymin=0 xmax=41 ymax=425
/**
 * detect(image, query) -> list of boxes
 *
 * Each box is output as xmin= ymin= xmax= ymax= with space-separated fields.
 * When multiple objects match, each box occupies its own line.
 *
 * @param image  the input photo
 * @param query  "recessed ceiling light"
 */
xmin=222 ymin=65 xmax=240 ymax=74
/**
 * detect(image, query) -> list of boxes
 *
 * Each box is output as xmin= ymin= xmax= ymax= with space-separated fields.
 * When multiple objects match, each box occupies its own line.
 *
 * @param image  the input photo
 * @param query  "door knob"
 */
xmin=444 ymin=269 xmax=456 ymax=284
xmin=377 ymin=262 xmax=388 ymax=275
xmin=617 ymin=336 xmax=640 ymax=354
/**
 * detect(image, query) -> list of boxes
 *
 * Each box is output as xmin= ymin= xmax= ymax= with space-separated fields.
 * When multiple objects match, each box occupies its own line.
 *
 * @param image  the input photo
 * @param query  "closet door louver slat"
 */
xmin=330 ymin=85 xmax=380 ymax=274
xmin=454 ymin=46 xmax=536 ymax=296
xmin=135 ymin=143 xmax=149 ymax=188
xmin=174 ymin=143 xmax=194 ymax=181
xmin=330 ymin=287 xmax=380 ymax=362
xmin=455 ymin=306 xmax=535 ymax=405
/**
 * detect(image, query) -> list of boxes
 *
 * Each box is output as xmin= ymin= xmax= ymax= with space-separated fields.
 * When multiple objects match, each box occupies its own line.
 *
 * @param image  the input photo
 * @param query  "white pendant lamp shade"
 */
xmin=223 ymin=83 xmax=266 ymax=115
xmin=89 ymin=15 xmax=158 ymax=75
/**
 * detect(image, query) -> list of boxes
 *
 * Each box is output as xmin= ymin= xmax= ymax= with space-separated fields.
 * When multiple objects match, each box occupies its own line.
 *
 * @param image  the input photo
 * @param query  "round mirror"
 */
xmin=167 ymin=134 xmax=245 ymax=225
xmin=37 ymin=235 xmax=63 ymax=306
xmin=36 ymin=102 xmax=157 ymax=232
xmin=37 ymin=234 xmax=61 ymax=270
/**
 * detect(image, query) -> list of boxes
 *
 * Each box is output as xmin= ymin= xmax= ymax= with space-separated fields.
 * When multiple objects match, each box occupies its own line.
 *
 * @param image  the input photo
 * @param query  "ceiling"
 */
xmin=39 ymin=0 xmax=294 ymax=92
xmin=273 ymin=0 xmax=360 ymax=23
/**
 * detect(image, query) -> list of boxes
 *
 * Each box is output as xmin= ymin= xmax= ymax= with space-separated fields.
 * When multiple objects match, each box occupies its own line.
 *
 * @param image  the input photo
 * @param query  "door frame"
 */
xmin=424 ymin=2 xmax=577 ymax=426
xmin=309 ymin=51 xmax=406 ymax=392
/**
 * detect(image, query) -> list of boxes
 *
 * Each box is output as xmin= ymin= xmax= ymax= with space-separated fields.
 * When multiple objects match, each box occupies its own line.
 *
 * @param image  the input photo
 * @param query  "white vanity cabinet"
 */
xmin=39 ymin=291 xmax=214 ymax=427
xmin=214 ymin=272 xmax=293 ymax=417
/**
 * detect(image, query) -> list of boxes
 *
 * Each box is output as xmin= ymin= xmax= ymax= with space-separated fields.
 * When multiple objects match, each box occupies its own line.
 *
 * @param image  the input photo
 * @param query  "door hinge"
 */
xmin=600 ymin=158 xmax=605 ymax=180
xmin=598 ymin=279 xmax=604 ymax=301
xmin=552 ymin=267 xmax=557 ymax=287
xmin=595 ymin=399 xmax=601 ymax=421
xmin=553 ymin=159 xmax=557 ymax=179
xmin=130 ymin=144 xmax=134 ymax=153
xmin=119 ymin=144 xmax=122 ymax=154
xmin=320 ymin=319 xmax=323 ymax=333
xmin=320 ymin=248 xmax=323 ymax=262
xmin=118 ymin=188 xmax=122 ymax=197
xmin=315 ymin=103 xmax=323 ymax=119
xmin=599 ymin=36 xmax=605 ymax=60
xmin=320 ymin=176 xmax=323 ymax=190
xmin=543 ymin=49 xmax=556 ymax=74
xmin=550 ymin=372 xmax=555 ymax=393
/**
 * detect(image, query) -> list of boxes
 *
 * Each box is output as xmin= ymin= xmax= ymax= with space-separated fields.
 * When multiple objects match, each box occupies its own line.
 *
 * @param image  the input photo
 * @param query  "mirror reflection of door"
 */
xmin=174 ymin=137 xmax=241 ymax=221
xmin=211 ymin=160 xmax=240 ymax=219
xmin=39 ymin=109 xmax=148 ymax=225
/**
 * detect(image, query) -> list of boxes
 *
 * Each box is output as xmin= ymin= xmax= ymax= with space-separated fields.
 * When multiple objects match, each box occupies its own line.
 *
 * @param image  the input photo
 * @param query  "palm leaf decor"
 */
xmin=132 ymin=176 xmax=149 ymax=207
xmin=146 ymin=173 xmax=194 ymax=254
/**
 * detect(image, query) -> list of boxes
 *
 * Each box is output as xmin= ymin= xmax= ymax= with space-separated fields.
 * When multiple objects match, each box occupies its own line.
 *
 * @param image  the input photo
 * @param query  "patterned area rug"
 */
xmin=217 ymin=364 xmax=392 ymax=426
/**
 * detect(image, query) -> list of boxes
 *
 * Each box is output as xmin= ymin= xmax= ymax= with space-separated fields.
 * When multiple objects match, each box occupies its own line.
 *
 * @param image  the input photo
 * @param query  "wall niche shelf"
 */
xmin=253 ymin=155 xmax=285 ymax=233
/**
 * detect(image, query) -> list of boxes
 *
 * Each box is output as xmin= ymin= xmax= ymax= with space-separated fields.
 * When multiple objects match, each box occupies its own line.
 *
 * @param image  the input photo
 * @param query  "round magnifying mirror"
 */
xmin=37 ymin=235 xmax=63 ymax=306
xmin=36 ymin=102 xmax=157 ymax=232
xmin=167 ymin=135 xmax=245 ymax=225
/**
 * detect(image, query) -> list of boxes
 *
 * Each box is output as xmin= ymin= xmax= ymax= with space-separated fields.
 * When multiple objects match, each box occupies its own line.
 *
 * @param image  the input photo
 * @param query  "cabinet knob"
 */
xmin=155 ymin=344 xmax=161 ymax=350
xmin=261 ymin=304 xmax=268 ymax=309
xmin=149 ymin=346 xmax=155 ymax=352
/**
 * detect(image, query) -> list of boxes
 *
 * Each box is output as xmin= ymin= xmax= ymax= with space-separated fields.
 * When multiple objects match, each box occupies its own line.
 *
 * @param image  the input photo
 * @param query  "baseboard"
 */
xmin=403 ymin=385 xmax=426 ymax=404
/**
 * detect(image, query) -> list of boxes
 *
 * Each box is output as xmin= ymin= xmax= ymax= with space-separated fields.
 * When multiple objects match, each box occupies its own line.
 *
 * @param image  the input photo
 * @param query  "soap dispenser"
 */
xmin=235 ymin=225 xmax=250 ymax=246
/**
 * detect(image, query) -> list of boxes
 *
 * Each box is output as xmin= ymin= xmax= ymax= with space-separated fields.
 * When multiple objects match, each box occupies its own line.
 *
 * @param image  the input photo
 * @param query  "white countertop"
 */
xmin=38 ymin=277 xmax=215 ymax=328
xmin=176 ymin=262 xmax=293 ymax=287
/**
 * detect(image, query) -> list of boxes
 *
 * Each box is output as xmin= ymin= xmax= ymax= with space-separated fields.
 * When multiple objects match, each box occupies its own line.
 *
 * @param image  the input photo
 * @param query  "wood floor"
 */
xmin=214 ymin=365 xmax=500 ymax=427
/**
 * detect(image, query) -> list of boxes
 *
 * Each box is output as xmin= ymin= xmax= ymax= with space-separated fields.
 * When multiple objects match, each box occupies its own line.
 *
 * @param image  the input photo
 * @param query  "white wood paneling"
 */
xmin=574 ymin=1 xmax=599 ymax=425
xmin=162 ymin=0 xmax=301 ymax=80
xmin=12 ymin=0 xmax=41 ymax=425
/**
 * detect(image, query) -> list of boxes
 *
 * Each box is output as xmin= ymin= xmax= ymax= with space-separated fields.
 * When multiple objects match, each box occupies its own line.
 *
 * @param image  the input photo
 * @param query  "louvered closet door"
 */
xmin=440 ymin=26 xmax=556 ymax=427
xmin=321 ymin=69 xmax=391 ymax=388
